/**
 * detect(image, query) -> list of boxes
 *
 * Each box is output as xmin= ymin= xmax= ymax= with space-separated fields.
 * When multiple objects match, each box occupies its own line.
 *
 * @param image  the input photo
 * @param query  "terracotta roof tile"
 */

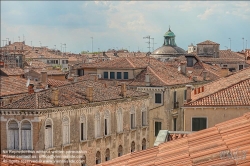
xmin=0 ymin=67 xmax=24 ymax=76
xmin=197 ymin=40 xmax=220 ymax=45
xmin=97 ymin=112 xmax=250 ymax=165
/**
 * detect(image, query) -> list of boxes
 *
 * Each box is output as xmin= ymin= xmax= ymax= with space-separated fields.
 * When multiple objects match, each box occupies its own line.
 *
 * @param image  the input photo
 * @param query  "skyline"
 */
xmin=1 ymin=1 xmax=250 ymax=53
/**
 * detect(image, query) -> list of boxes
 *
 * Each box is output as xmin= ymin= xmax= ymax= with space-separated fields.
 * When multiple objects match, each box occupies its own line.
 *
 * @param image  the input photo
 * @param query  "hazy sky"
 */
xmin=1 ymin=1 xmax=250 ymax=53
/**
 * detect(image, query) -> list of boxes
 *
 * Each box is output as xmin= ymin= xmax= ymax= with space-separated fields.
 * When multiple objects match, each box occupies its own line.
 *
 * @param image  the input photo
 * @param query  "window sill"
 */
xmin=130 ymin=128 xmax=137 ymax=132
xmin=142 ymin=125 xmax=148 ymax=129
xmin=116 ymin=131 xmax=123 ymax=135
xmin=104 ymin=134 xmax=111 ymax=138
xmin=62 ymin=143 xmax=72 ymax=148
xmin=80 ymin=140 xmax=88 ymax=143
xmin=95 ymin=136 xmax=103 ymax=140
xmin=45 ymin=147 xmax=56 ymax=151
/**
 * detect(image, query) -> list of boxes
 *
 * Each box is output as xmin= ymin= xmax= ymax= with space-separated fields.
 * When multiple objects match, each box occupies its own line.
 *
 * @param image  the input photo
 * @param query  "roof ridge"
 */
xmin=125 ymin=57 xmax=136 ymax=68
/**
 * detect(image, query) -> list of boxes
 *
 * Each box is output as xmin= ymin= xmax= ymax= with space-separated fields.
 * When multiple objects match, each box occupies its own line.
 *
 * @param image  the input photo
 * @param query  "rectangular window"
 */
xmin=105 ymin=119 xmax=108 ymax=135
xmin=124 ymin=72 xmax=128 ymax=79
xmin=131 ymin=114 xmax=135 ymax=129
xmin=174 ymin=91 xmax=178 ymax=108
xmin=155 ymin=93 xmax=162 ymax=104
xmin=155 ymin=122 xmax=161 ymax=136
xmin=173 ymin=118 xmax=177 ymax=131
xmin=142 ymin=111 xmax=147 ymax=126
xmin=80 ymin=123 xmax=84 ymax=141
xmin=192 ymin=118 xmax=207 ymax=131
xmin=117 ymin=72 xmax=122 ymax=79
xmin=184 ymin=90 xmax=187 ymax=101
xmin=110 ymin=72 xmax=115 ymax=79
xmin=104 ymin=72 xmax=108 ymax=79
xmin=239 ymin=65 xmax=243 ymax=70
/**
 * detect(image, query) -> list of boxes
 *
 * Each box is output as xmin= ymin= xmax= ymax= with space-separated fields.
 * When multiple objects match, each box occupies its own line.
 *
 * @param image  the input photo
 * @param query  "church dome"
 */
xmin=151 ymin=28 xmax=186 ymax=56
xmin=152 ymin=45 xmax=186 ymax=55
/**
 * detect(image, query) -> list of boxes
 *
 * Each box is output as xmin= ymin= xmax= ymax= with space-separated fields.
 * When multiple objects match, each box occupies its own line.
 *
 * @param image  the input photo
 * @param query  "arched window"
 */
xmin=8 ymin=120 xmax=19 ymax=150
xmin=80 ymin=115 xmax=87 ymax=141
xmin=131 ymin=141 xmax=135 ymax=153
xmin=141 ymin=104 xmax=147 ymax=126
xmin=130 ymin=106 xmax=136 ymax=129
xmin=21 ymin=120 xmax=32 ymax=150
xmin=142 ymin=138 xmax=146 ymax=150
xmin=95 ymin=113 xmax=101 ymax=138
xmin=96 ymin=151 xmax=101 ymax=164
xmin=117 ymin=108 xmax=123 ymax=133
xmin=105 ymin=148 xmax=110 ymax=161
xmin=45 ymin=118 xmax=53 ymax=149
xmin=81 ymin=155 xmax=86 ymax=166
xmin=104 ymin=110 xmax=110 ymax=136
xmin=62 ymin=116 xmax=70 ymax=145
xmin=64 ymin=159 xmax=70 ymax=166
xmin=118 ymin=145 xmax=123 ymax=157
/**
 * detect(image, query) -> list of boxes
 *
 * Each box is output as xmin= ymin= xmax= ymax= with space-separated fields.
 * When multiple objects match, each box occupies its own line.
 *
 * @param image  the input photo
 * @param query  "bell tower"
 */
xmin=163 ymin=27 xmax=177 ymax=47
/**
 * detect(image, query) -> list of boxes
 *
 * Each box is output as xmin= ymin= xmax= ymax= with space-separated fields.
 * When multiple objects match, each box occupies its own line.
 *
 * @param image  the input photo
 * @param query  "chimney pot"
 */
xmin=86 ymin=86 xmax=93 ymax=102
xmin=203 ymin=71 xmax=208 ymax=81
xmin=145 ymin=73 xmax=150 ymax=86
xmin=28 ymin=84 xmax=34 ymax=94
xmin=186 ymin=85 xmax=192 ymax=102
xmin=180 ymin=62 xmax=186 ymax=75
xmin=193 ymin=76 xmax=197 ymax=82
xmin=121 ymin=82 xmax=127 ymax=97
xmin=41 ymin=69 xmax=47 ymax=85
xmin=51 ymin=87 xmax=59 ymax=106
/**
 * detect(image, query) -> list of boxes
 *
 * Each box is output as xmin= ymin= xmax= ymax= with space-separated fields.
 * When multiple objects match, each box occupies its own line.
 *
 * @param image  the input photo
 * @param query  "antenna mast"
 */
xmin=143 ymin=35 xmax=151 ymax=52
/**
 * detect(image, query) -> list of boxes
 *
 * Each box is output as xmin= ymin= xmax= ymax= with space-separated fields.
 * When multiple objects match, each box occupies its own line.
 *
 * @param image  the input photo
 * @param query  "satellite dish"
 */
xmin=26 ymin=78 xmax=30 ymax=87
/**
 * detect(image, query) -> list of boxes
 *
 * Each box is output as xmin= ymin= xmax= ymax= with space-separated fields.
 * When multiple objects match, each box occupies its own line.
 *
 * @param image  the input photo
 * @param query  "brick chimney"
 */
xmin=28 ymin=84 xmax=34 ymax=94
xmin=193 ymin=76 xmax=197 ymax=82
xmin=86 ymin=86 xmax=93 ymax=102
xmin=180 ymin=62 xmax=186 ymax=75
xmin=41 ymin=69 xmax=47 ymax=85
xmin=51 ymin=87 xmax=59 ymax=106
xmin=186 ymin=85 xmax=192 ymax=103
xmin=203 ymin=71 xmax=208 ymax=81
xmin=121 ymin=83 xmax=126 ymax=97
xmin=145 ymin=73 xmax=150 ymax=86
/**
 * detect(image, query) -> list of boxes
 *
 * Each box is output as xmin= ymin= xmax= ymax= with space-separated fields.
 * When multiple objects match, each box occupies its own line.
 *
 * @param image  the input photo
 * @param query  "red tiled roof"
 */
xmin=2 ymin=80 xmax=148 ymax=109
xmin=0 ymin=67 xmax=24 ymax=76
xmin=188 ymin=67 xmax=250 ymax=103
xmin=97 ymin=112 xmax=250 ymax=166
xmin=187 ymin=78 xmax=250 ymax=106
xmin=197 ymin=40 xmax=220 ymax=45
xmin=47 ymin=78 xmax=70 ymax=87
xmin=0 ymin=76 xmax=30 ymax=96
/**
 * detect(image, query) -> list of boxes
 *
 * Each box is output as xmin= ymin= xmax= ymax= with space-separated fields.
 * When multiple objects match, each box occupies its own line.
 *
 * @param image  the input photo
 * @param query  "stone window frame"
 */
xmin=117 ymin=108 xmax=123 ymax=133
xmin=105 ymin=148 xmax=110 ymax=161
xmin=130 ymin=106 xmax=136 ymax=129
xmin=118 ymin=145 xmax=123 ymax=157
xmin=191 ymin=117 xmax=208 ymax=131
xmin=104 ymin=110 xmax=111 ymax=136
xmin=62 ymin=116 xmax=70 ymax=145
xmin=45 ymin=118 xmax=53 ymax=149
xmin=96 ymin=151 xmax=101 ymax=164
xmin=6 ymin=119 xmax=20 ymax=150
xmin=80 ymin=114 xmax=87 ymax=141
xmin=131 ymin=141 xmax=136 ymax=152
xmin=142 ymin=138 xmax=146 ymax=150
xmin=95 ymin=112 xmax=101 ymax=138
xmin=141 ymin=104 xmax=147 ymax=126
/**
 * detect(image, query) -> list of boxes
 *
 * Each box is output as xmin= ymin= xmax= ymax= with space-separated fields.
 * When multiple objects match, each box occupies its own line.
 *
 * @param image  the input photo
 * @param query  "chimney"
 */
xmin=51 ymin=87 xmax=59 ymax=106
xmin=180 ymin=62 xmax=186 ymax=75
xmin=186 ymin=85 xmax=192 ymax=102
xmin=103 ymin=52 xmax=105 ymax=57
xmin=86 ymin=86 xmax=93 ymax=102
xmin=9 ymin=41 xmax=11 ymax=45
xmin=95 ymin=75 xmax=98 ymax=82
xmin=145 ymin=73 xmax=150 ymax=86
xmin=28 ymin=84 xmax=34 ymax=94
xmin=23 ymin=41 xmax=25 ymax=45
xmin=41 ymin=69 xmax=47 ymax=85
xmin=73 ymin=74 xmax=78 ymax=82
xmin=193 ymin=76 xmax=197 ymax=82
xmin=121 ymin=83 xmax=126 ymax=97
xmin=203 ymin=71 xmax=208 ymax=81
